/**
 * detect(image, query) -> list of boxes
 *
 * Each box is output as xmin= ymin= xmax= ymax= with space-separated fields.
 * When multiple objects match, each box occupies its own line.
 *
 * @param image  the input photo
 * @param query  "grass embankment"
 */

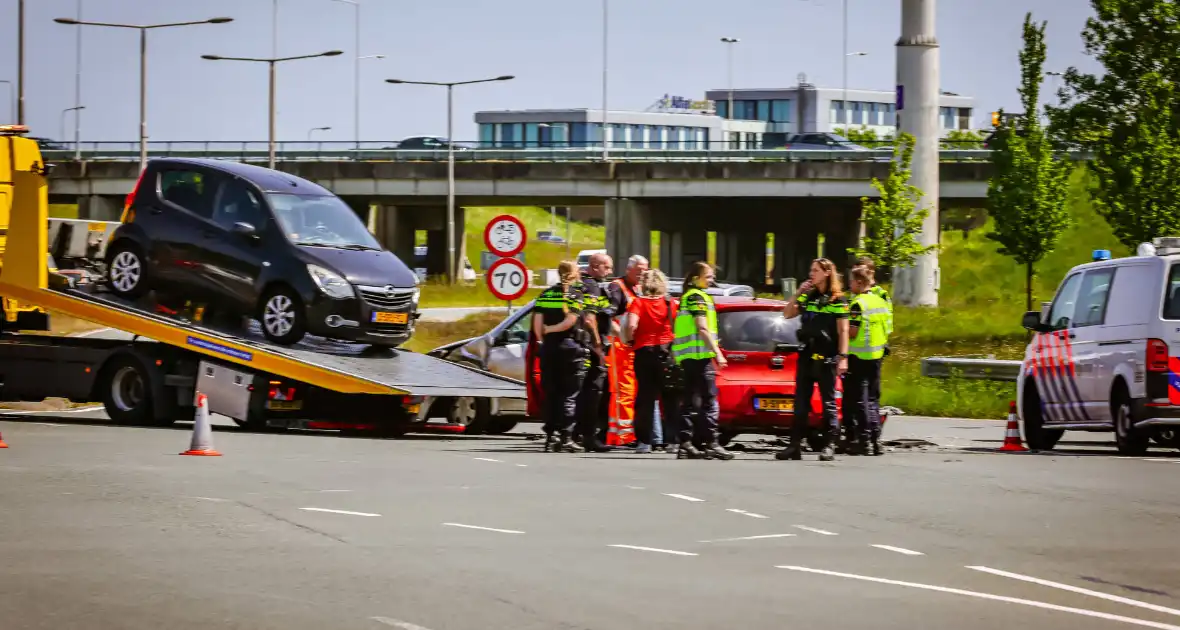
xmin=403 ymin=311 xmax=506 ymax=354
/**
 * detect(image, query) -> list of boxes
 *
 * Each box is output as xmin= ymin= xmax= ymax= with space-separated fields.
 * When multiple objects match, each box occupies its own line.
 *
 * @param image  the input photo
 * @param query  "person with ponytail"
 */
xmin=532 ymin=260 xmax=589 ymax=453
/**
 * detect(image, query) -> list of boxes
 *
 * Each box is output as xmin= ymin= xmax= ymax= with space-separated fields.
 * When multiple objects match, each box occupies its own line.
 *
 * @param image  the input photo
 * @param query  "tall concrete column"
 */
xmin=894 ymin=0 xmax=940 ymax=306
xmin=717 ymin=231 xmax=766 ymax=287
xmin=605 ymin=198 xmax=652 ymax=266
xmin=372 ymin=205 xmax=417 ymax=267
xmin=425 ymin=206 xmax=465 ymax=278
xmin=78 ymin=195 xmax=122 ymax=221
xmin=656 ymin=231 xmax=707 ymax=278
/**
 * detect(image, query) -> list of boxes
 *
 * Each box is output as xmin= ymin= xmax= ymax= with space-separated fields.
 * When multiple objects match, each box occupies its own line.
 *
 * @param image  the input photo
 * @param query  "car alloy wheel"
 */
xmin=263 ymin=294 xmax=296 ymax=338
xmin=109 ymin=250 xmax=142 ymax=294
xmin=449 ymin=397 xmax=478 ymax=427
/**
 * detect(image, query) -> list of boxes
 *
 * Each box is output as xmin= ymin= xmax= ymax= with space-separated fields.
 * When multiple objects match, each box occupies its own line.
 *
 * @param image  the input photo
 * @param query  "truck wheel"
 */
xmin=449 ymin=396 xmax=491 ymax=434
xmin=106 ymin=242 xmax=151 ymax=300
xmin=1113 ymin=388 xmax=1149 ymax=455
xmin=101 ymin=356 xmax=167 ymax=426
xmin=259 ymin=286 xmax=307 ymax=346
xmin=1021 ymin=381 xmax=1063 ymax=450
xmin=485 ymin=417 xmax=518 ymax=435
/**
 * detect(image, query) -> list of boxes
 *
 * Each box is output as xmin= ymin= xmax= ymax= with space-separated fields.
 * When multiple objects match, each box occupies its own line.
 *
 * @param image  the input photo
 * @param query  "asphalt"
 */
xmin=1 ymin=411 xmax=1179 ymax=630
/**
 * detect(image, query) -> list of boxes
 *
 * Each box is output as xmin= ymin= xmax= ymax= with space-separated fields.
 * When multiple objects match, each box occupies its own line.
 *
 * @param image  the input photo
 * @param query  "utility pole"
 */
xmin=17 ymin=0 xmax=25 ymax=125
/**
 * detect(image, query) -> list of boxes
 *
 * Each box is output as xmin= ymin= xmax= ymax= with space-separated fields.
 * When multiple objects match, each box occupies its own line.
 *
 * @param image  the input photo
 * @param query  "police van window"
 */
xmin=1164 ymin=265 xmax=1180 ymax=320
xmin=212 ymin=179 xmax=265 ymax=232
xmin=158 ymin=169 xmax=218 ymax=219
xmin=1047 ymin=272 xmax=1083 ymax=329
xmin=1073 ymin=268 xmax=1115 ymax=327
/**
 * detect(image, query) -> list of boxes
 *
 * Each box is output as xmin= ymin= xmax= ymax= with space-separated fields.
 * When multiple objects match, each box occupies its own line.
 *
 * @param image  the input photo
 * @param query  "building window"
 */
xmin=957 ymin=107 xmax=972 ymax=130
xmin=570 ymin=123 xmax=588 ymax=146
xmin=479 ymin=124 xmax=493 ymax=147
xmin=756 ymin=100 xmax=770 ymax=122
xmin=770 ymin=99 xmax=791 ymax=123
xmin=940 ymin=107 xmax=955 ymax=129
xmin=831 ymin=101 xmax=845 ymax=125
xmin=716 ymin=100 xmax=729 ymax=120
xmin=524 ymin=123 xmax=540 ymax=147
xmin=630 ymin=124 xmax=644 ymax=148
xmin=850 ymin=102 xmax=862 ymax=125
xmin=497 ymin=123 xmax=522 ymax=147
xmin=539 ymin=123 xmax=568 ymax=147
xmin=884 ymin=103 xmax=896 ymax=126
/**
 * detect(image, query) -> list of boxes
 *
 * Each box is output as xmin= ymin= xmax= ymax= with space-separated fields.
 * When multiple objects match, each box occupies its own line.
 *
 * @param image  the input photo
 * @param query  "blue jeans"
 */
xmin=653 ymin=404 xmax=664 ymax=445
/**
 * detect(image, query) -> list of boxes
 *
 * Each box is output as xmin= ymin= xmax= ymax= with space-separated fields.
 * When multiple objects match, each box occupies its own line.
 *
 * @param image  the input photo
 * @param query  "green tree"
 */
xmin=1049 ymin=0 xmax=1180 ymax=248
xmin=833 ymin=126 xmax=880 ymax=145
xmin=987 ymin=13 xmax=1072 ymax=311
xmin=849 ymin=131 xmax=937 ymax=270
xmin=942 ymin=129 xmax=986 ymax=150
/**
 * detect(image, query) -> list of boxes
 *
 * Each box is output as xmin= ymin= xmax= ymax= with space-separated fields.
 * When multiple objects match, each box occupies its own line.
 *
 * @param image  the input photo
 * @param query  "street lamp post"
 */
xmin=307 ymin=126 xmax=331 ymax=141
xmin=332 ymin=0 xmax=362 ymax=149
xmin=720 ymin=37 xmax=739 ymax=148
xmin=17 ymin=0 xmax=25 ymax=125
xmin=203 ymin=51 xmax=343 ymax=170
xmin=54 ymin=15 xmax=234 ymax=172
xmin=843 ymin=51 xmax=868 ymax=131
xmin=74 ymin=0 xmax=84 ymax=161
xmin=385 ymin=75 xmax=516 ymax=285
xmin=61 ymin=106 xmax=85 ymax=148
xmin=601 ymin=0 xmax=609 ymax=160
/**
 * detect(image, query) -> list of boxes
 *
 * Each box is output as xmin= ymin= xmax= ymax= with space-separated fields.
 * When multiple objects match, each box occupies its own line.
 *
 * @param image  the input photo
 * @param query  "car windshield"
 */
xmin=827 ymin=134 xmax=851 ymax=143
xmin=717 ymin=310 xmax=799 ymax=352
xmin=577 ymin=254 xmax=593 ymax=265
xmin=268 ymin=193 xmax=381 ymax=250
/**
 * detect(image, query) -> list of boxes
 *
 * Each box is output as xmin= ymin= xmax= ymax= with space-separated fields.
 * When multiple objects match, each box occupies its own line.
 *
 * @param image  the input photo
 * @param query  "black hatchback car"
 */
xmin=105 ymin=158 xmax=420 ymax=347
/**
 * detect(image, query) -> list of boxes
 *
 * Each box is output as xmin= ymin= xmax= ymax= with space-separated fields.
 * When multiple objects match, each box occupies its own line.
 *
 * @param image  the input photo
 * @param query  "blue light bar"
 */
xmin=1092 ymin=249 xmax=1112 ymax=261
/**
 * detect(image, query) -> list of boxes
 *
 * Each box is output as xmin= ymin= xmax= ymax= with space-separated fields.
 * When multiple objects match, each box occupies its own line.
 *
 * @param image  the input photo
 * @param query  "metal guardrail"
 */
xmin=921 ymin=357 xmax=1023 ymax=382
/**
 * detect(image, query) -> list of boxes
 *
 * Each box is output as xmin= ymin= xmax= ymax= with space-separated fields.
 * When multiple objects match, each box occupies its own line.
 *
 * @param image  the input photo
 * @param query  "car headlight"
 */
xmin=308 ymin=264 xmax=354 ymax=299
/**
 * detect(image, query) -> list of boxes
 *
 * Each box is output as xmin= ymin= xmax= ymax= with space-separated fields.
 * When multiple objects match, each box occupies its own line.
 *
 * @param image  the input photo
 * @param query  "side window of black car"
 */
xmin=212 ymin=179 xmax=265 ymax=232
xmin=159 ymin=169 xmax=218 ymax=219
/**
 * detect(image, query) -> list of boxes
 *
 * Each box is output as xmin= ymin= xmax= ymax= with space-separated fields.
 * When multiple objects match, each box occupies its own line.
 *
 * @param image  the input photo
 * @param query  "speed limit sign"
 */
xmin=483 ymin=214 xmax=527 ymax=258
xmin=486 ymin=257 xmax=529 ymax=302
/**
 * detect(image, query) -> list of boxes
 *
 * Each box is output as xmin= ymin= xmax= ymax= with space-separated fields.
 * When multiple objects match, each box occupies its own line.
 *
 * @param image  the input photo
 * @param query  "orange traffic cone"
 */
xmin=181 ymin=393 xmax=221 ymax=456
xmin=0 ymin=429 xmax=8 ymax=448
xmin=999 ymin=401 xmax=1028 ymax=452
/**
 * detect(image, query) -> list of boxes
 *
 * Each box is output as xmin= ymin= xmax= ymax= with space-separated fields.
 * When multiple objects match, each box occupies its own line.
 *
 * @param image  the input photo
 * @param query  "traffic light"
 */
xmin=991 ymin=111 xmax=1001 ymax=127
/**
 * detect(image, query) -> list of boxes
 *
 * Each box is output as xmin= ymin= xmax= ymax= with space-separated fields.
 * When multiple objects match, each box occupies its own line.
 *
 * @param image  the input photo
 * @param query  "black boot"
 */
xmin=775 ymin=439 xmax=803 ymax=460
xmin=558 ymin=432 xmax=585 ymax=453
xmin=703 ymin=442 xmax=735 ymax=460
xmin=543 ymin=433 xmax=560 ymax=452
xmin=583 ymin=435 xmax=611 ymax=452
xmin=819 ymin=443 xmax=836 ymax=461
xmin=871 ymin=429 xmax=883 ymax=456
xmin=677 ymin=441 xmax=704 ymax=459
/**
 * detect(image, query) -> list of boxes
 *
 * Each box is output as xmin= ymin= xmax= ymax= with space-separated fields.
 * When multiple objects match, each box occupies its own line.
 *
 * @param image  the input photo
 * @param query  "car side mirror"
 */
xmin=232 ymin=221 xmax=259 ymax=240
xmin=1021 ymin=311 xmax=1049 ymax=332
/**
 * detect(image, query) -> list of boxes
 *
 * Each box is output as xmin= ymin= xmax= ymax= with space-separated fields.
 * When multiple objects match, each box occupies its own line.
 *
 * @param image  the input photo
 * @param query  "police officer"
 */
xmin=575 ymin=252 xmax=622 ymax=452
xmin=856 ymin=256 xmax=893 ymax=339
xmin=847 ymin=266 xmax=890 ymax=455
xmin=777 ymin=258 xmax=850 ymax=462
xmin=532 ymin=260 xmax=588 ymax=453
xmin=671 ymin=261 xmax=735 ymax=460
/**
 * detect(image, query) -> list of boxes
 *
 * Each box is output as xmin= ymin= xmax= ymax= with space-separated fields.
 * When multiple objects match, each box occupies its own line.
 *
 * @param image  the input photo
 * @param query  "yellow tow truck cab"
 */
xmin=0 ymin=125 xmax=50 ymax=331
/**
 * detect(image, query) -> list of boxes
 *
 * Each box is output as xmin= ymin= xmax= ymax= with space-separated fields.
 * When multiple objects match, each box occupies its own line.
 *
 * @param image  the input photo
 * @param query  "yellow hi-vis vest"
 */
xmin=849 ymin=292 xmax=890 ymax=360
xmin=868 ymin=284 xmax=893 ymax=336
xmin=671 ymin=288 xmax=717 ymax=364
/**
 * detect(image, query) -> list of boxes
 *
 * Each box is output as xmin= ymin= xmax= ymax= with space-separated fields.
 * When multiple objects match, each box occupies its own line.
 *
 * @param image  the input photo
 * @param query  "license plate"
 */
xmin=371 ymin=311 xmax=409 ymax=324
xmin=403 ymin=403 xmax=421 ymax=415
xmin=756 ymin=398 xmax=794 ymax=412
xmin=266 ymin=400 xmax=303 ymax=411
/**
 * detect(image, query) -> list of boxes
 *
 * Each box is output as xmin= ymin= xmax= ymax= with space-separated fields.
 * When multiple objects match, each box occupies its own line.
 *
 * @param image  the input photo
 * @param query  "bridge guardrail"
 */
xmin=920 ymin=356 xmax=1023 ymax=382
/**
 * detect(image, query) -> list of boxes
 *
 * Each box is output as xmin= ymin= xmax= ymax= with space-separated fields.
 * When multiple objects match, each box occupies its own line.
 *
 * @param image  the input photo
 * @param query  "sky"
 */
xmin=0 ymin=0 xmax=1101 ymax=146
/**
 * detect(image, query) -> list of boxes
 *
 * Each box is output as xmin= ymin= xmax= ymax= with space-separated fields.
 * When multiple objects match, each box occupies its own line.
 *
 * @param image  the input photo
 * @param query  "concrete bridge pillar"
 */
xmin=425 ymin=207 xmax=465 ymax=279
xmin=716 ymin=231 xmax=767 ymax=287
xmin=605 ymin=198 xmax=652 ymax=268
xmin=658 ymin=231 xmax=708 ymax=279
xmin=372 ymin=205 xmax=418 ymax=269
xmin=369 ymin=205 xmax=464 ymax=278
xmin=776 ymin=224 xmax=819 ymax=288
xmin=78 ymin=195 xmax=123 ymax=221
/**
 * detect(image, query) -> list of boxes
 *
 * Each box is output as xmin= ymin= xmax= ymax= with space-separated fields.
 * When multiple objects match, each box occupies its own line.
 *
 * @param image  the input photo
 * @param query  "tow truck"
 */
xmin=0 ymin=126 xmax=524 ymax=433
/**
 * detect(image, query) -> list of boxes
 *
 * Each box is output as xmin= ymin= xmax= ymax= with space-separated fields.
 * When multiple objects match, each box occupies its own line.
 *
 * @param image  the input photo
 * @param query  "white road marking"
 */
xmin=626 ymin=485 xmax=645 ymax=490
xmin=473 ymin=457 xmax=503 ymax=463
xmin=371 ymin=617 xmax=434 ymax=630
xmin=727 ymin=509 xmax=769 ymax=519
xmin=609 ymin=544 xmax=698 ymax=556
xmin=442 ymin=522 xmax=524 ymax=534
xmin=515 ymin=464 xmax=528 ymax=467
xmin=793 ymin=525 xmax=838 ymax=536
xmin=317 ymin=489 xmax=353 ymax=493
xmin=299 ymin=507 xmax=382 ymax=517
xmin=968 ymin=566 xmax=1180 ymax=618
xmin=188 ymin=496 xmax=230 ymax=503
xmin=872 ymin=544 xmax=924 ymax=556
xmin=72 ymin=327 xmax=114 ymax=338
xmin=31 ymin=422 xmax=67 ymax=427
xmin=777 ymin=566 xmax=1180 ymax=630
xmin=700 ymin=534 xmax=797 ymax=543
xmin=663 ymin=493 xmax=705 ymax=502
xmin=1142 ymin=458 xmax=1180 ymax=463
xmin=1 ymin=405 xmax=104 ymax=416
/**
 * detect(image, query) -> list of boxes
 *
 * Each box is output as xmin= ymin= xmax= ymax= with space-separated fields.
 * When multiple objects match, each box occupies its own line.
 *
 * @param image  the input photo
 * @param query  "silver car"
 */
xmin=421 ymin=279 xmax=757 ymax=433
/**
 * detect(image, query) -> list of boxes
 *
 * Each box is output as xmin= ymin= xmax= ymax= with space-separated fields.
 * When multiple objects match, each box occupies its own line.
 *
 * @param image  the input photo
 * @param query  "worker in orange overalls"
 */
xmin=606 ymin=254 xmax=649 ymax=446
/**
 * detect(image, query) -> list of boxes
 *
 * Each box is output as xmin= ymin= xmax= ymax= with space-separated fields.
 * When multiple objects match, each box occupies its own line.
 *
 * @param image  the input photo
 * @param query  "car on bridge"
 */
xmin=104 ymin=157 xmax=421 ymax=348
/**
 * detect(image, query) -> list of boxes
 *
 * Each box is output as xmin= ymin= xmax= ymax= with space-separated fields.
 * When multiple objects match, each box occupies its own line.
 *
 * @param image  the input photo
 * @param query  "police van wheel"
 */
xmin=1022 ymin=381 xmax=1062 ymax=451
xmin=1113 ymin=389 xmax=1149 ymax=456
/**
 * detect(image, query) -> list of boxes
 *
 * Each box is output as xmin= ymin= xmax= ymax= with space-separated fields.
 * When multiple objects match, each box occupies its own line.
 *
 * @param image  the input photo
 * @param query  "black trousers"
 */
xmin=679 ymin=358 xmax=719 ymax=446
xmin=792 ymin=353 xmax=840 ymax=444
xmin=541 ymin=339 xmax=586 ymax=436
xmin=634 ymin=345 xmax=677 ymax=446
xmin=845 ymin=356 xmax=882 ymax=440
xmin=575 ymin=346 xmax=608 ymax=443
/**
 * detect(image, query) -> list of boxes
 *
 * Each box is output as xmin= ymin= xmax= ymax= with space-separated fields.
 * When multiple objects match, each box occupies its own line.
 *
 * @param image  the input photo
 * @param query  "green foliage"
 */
xmin=849 ymin=132 xmax=937 ymax=269
xmin=1049 ymin=0 xmax=1180 ymax=248
xmin=463 ymin=206 xmax=604 ymax=271
xmin=942 ymin=129 xmax=986 ymax=149
xmin=832 ymin=126 xmax=880 ymax=144
xmin=987 ymin=13 xmax=1072 ymax=310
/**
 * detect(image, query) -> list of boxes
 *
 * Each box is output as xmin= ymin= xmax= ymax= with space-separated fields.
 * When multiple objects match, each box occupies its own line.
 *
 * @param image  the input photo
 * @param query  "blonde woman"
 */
xmin=625 ymin=269 xmax=681 ymax=455
xmin=531 ymin=260 xmax=588 ymax=453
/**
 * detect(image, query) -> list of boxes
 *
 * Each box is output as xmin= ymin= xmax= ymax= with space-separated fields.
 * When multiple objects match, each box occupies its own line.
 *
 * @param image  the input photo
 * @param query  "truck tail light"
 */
xmin=121 ymin=168 xmax=146 ymax=223
xmin=1147 ymin=338 xmax=1169 ymax=373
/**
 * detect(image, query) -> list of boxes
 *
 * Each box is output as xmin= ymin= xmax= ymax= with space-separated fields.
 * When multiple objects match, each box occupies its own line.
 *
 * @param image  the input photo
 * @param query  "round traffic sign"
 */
xmin=486 ymin=257 xmax=529 ymax=302
xmin=483 ymin=214 xmax=527 ymax=257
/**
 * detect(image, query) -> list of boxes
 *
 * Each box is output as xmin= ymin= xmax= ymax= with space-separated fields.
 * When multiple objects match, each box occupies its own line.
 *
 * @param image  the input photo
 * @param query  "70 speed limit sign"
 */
xmin=486 ymin=257 xmax=529 ymax=302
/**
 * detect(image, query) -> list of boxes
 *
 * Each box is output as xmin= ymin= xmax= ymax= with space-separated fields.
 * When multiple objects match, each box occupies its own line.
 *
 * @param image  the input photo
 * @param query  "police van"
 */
xmin=1017 ymin=238 xmax=1180 ymax=454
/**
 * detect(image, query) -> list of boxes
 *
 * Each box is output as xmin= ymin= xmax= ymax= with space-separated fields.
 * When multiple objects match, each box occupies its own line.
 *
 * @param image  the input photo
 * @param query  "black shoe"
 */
xmin=775 ymin=445 xmax=803 ymax=461
xmin=871 ymin=440 xmax=883 ymax=456
xmin=819 ymin=444 xmax=836 ymax=462
xmin=677 ymin=442 xmax=704 ymax=459
xmin=703 ymin=443 xmax=735 ymax=461
xmin=559 ymin=437 xmax=585 ymax=453
xmin=583 ymin=440 xmax=611 ymax=453
xmin=543 ymin=434 xmax=560 ymax=452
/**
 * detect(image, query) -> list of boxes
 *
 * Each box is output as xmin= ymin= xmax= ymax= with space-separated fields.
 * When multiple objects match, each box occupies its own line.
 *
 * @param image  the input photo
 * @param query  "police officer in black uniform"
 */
xmin=532 ymin=260 xmax=588 ymax=453
xmin=575 ymin=252 xmax=627 ymax=452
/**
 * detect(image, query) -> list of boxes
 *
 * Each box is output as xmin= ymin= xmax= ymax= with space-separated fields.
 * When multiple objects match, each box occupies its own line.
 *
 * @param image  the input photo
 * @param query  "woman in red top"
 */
xmin=625 ymin=269 xmax=691 ymax=455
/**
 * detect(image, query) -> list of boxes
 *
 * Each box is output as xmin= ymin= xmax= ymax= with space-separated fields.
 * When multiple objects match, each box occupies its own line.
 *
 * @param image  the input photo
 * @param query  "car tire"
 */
xmin=106 ymin=242 xmax=151 ymax=300
xmin=1021 ymin=381 xmax=1063 ymax=451
xmin=258 ymin=285 xmax=307 ymax=346
xmin=100 ymin=355 xmax=170 ymax=426
xmin=1113 ymin=386 xmax=1150 ymax=456
xmin=486 ymin=417 xmax=518 ymax=435
xmin=448 ymin=396 xmax=491 ymax=434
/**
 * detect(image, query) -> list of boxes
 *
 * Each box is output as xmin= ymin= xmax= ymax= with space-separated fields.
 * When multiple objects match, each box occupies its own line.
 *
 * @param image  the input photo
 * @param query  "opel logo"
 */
xmin=384 ymin=285 xmax=397 ymax=297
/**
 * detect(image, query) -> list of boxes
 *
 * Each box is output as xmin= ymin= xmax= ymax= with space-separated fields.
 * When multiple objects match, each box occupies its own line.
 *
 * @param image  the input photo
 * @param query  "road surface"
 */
xmin=1 ymin=412 xmax=1178 ymax=630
